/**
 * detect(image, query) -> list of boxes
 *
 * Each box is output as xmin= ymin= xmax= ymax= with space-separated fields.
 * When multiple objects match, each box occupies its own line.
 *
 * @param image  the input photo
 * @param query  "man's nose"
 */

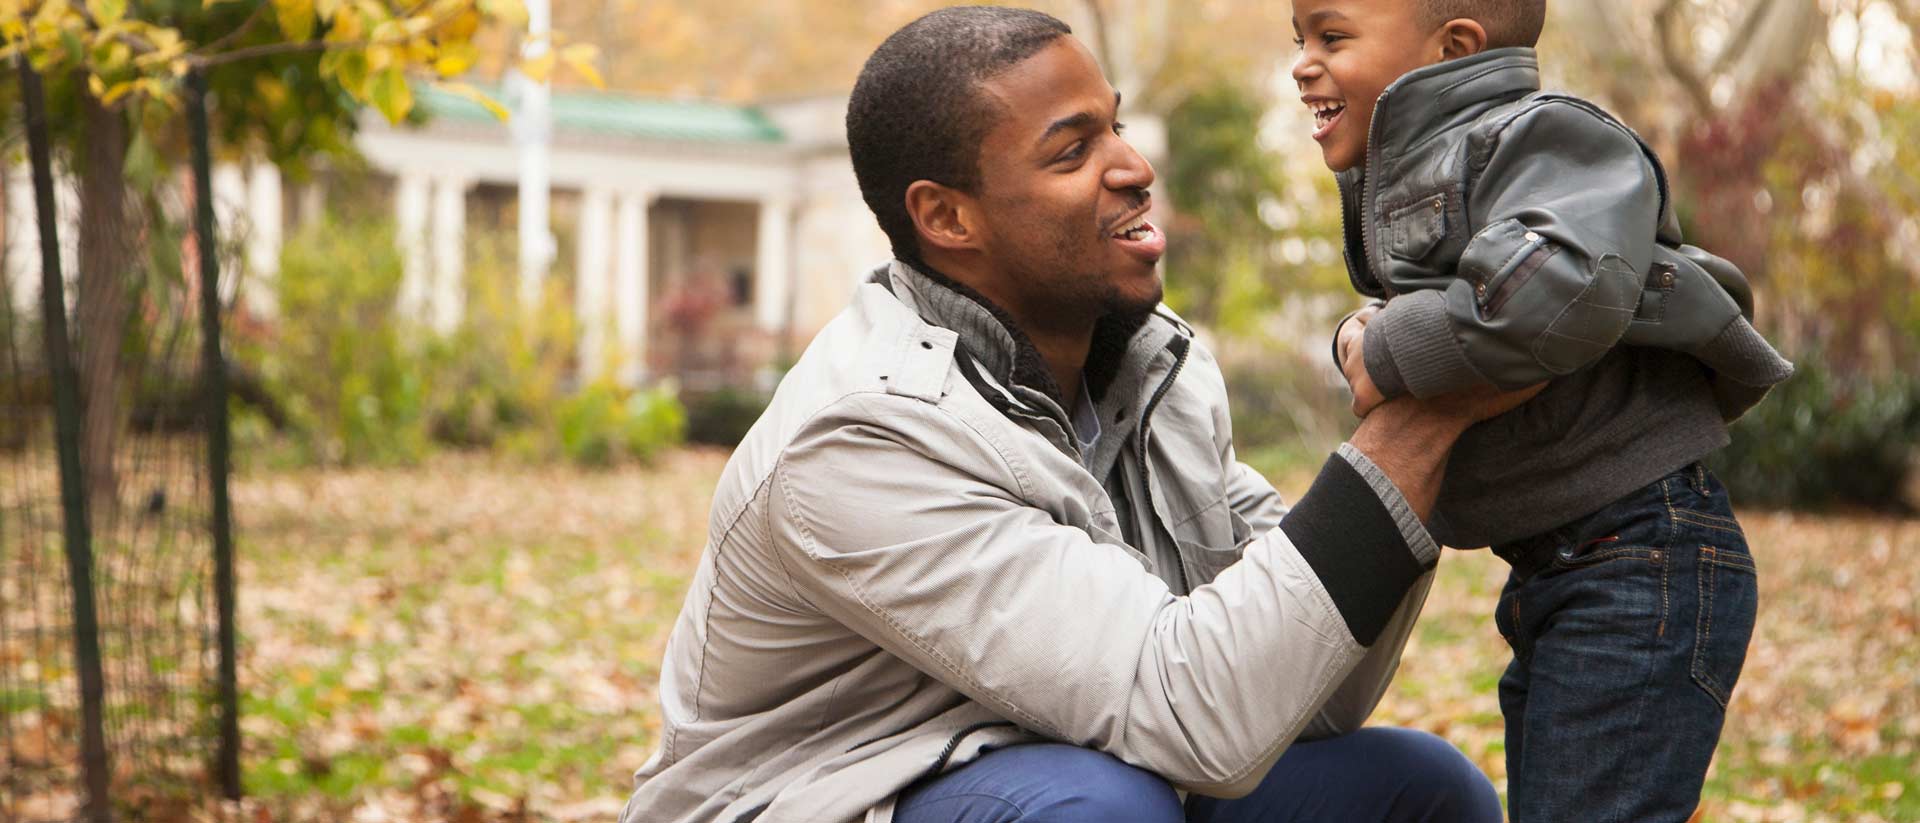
xmin=1105 ymin=135 xmax=1156 ymax=191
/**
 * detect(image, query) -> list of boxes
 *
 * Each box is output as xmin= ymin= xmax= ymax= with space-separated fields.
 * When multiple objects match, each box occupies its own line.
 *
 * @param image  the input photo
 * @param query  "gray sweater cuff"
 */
xmin=1337 ymin=442 xmax=1440 ymax=567
xmin=1369 ymin=290 xmax=1485 ymax=399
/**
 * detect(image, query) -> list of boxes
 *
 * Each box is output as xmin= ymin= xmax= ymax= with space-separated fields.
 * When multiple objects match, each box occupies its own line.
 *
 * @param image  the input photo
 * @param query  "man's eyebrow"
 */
xmin=1035 ymin=92 xmax=1123 ymax=149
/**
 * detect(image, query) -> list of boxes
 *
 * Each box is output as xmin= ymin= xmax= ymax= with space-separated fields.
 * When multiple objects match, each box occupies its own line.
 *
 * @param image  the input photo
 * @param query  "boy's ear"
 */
xmin=1437 ymin=18 xmax=1489 ymax=60
xmin=904 ymin=180 xmax=985 ymax=256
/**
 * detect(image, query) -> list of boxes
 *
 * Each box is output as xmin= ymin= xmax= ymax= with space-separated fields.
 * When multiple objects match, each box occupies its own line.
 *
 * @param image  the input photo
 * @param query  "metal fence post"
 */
xmin=18 ymin=54 xmax=115 ymax=823
xmin=186 ymin=66 xmax=243 ymax=804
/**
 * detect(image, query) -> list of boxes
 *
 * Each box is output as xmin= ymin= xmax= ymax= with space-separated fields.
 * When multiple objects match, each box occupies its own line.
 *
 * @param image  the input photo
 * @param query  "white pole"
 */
xmin=514 ymin=0 xmax=554 ymax=309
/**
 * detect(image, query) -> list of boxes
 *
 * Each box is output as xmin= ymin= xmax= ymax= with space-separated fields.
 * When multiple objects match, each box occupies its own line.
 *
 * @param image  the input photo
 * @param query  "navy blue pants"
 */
xmin=894 ymin=727 xmax=1502 ymax=823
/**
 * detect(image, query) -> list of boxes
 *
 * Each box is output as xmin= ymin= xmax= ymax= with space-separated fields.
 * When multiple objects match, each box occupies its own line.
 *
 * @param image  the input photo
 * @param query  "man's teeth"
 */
xmin=1113 ymin=215 xmax=1152 ymax=240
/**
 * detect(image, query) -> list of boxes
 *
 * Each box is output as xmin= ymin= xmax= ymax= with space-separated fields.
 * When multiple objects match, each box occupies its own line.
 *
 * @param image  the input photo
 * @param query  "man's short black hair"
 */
xmin=846 ymin=7 xmax=1073 ymax=261
xmin=1418 ymin=0 xmax=1547 ymax=49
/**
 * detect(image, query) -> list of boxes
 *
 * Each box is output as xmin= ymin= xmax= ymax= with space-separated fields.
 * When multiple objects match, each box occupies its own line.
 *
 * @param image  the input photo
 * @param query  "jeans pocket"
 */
xmin=1691 ymin=545 xmax=1758 ymax=707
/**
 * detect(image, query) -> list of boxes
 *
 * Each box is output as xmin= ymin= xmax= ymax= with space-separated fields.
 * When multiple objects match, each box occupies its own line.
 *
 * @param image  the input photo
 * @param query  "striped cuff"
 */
xmin=1280 ymin=447 xmax=1439 ymax=646
xmin=1336 ymin=442 xmax=1439 ymax=566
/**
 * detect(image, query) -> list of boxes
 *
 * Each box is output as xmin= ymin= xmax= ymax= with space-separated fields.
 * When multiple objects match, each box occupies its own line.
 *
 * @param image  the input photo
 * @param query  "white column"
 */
xmin=514 ymin=0 xmax=554 ymax=309
xmin=613 ymin=191 xmax=653 ymax=386
xmin=575 ymin=186 xmax=614 ymax=381
xmin=754 ymin=197 xmax=794 ymax=333
xmin=394 ymin=171 xmax=431 ymax=322
xmin=245 ymin=160 xmax=283 ymax=317
xmin=211 ymin=163 xmax=247 ymax=305
xmin=430 ymin=175 xmax=470 ymax=334
xmin=5 ymin=165 xmax=39 ymax=313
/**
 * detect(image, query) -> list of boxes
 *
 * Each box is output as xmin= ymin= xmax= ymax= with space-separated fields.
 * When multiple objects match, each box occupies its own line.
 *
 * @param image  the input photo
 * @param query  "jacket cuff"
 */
xmin=1280 ymin=446 xmax=1438 ymax=646
xmin=1361 ymin=321 xmax=1408 ymax=399
xmin=1369 ymin=290 xmax=1485 ymax=398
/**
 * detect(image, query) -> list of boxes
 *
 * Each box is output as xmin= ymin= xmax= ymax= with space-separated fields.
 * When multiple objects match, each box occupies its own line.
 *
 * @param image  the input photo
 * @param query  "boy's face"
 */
xmin=1290 ymin=0 xmax=1448 ymax=172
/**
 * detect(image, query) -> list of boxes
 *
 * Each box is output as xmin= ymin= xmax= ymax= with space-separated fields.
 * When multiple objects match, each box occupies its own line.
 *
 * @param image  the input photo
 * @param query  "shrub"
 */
xmin=247 ymin=217 xmax=431 ymax=465
xmin=1710 ymin=352 xmax=1920 ymax=512
xmin=684 ymin=387 xmax=770 ymax=447
xmin=556 ymin=382 xmax=685 ymax=467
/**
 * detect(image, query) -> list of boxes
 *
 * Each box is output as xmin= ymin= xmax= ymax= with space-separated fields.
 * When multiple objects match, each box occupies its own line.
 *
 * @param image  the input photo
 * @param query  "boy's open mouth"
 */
xmin=1307 ymin=98 xmax=1346 ymax=140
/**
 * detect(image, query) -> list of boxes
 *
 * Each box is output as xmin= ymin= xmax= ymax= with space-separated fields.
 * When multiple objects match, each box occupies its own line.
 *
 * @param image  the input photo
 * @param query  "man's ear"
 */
xmin=1437 ymin=19 xmax=1489 ymax=60
xmin=904 ymin=180 xmax=984 ymax=255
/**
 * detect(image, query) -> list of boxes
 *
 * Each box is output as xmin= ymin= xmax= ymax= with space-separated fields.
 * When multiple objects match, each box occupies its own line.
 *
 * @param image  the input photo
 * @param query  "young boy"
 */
xmin=1290 ymin=0 xmax=1794 ymax=820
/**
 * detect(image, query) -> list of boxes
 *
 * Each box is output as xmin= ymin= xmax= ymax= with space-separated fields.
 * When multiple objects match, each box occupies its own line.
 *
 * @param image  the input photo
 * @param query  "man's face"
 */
xmin=967 ymin=37 xmax=1164 ymax=331
xmin=1290 ymin=0 xmax=1444 ymax=172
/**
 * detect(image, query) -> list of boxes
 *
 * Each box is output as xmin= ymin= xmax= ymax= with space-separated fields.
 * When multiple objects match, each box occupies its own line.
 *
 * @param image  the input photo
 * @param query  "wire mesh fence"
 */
xmin=1 ymin=67 xmax=238 ymax=822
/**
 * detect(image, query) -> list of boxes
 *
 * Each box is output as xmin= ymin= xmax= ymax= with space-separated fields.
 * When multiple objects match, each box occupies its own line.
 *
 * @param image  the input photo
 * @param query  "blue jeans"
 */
xmin=1492 ymin=463 xmax=1758 ymax=822
xmin=894 ymin=727 xmax=1502 ymax=823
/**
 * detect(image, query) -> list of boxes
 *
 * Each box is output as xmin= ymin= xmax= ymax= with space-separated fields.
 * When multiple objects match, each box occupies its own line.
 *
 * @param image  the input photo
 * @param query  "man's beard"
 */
xmin=1003 ymin=245 xmax=1160 ymax=334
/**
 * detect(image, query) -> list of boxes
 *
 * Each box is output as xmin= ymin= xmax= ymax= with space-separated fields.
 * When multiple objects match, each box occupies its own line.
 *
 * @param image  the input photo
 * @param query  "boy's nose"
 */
xmin=1291 ymin=53 xmax=1321 ymax=86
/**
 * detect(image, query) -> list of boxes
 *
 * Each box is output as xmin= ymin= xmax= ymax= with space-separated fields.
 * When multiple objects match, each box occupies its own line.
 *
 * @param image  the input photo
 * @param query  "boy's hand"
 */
xmin=1336 ymin=305 xmax=1386 ymax=417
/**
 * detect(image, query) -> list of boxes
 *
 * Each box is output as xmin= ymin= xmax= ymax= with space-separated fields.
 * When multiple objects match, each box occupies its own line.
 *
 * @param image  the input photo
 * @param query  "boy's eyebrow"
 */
xmin=1035 ymin=91 xmax=1123 ymax=149
xmin=1304 ymin=8 xmax=1351 ymax=27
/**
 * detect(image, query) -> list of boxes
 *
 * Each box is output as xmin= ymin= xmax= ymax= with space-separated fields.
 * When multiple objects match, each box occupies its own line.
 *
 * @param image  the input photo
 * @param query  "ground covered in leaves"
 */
xmin=219 ymin=451 xmax=1915 ymax=822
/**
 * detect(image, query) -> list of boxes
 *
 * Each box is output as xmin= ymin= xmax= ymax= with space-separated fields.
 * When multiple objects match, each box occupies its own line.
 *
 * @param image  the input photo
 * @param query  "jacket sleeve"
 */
xmin=1362 ymin=101 xmax=1660 ymax=397
xmin=768 ymin=394 xmax=1438 ymax=798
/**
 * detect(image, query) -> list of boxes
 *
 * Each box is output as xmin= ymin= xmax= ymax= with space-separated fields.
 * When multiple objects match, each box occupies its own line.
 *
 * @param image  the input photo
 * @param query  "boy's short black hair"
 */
xmin=1418 ymin=0 xmax=1547 ymax=49
xmin=845 ymin=7 xmax=1073 ymax=261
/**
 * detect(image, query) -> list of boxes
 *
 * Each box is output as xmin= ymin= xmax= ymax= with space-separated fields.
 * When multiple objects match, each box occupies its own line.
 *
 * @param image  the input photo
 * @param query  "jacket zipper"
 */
xmin=922 ymin=720 xmax=1016 ymax=782
xmin=1359 ymin=84 xmax=1394 ymax=290
xmin=1136 ymin=336 xmax=1192 ymax=594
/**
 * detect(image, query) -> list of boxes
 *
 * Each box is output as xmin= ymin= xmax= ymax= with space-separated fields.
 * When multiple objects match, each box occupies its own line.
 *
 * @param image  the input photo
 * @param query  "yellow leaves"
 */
xmin=558 ymin=42 xmax=601 ymax=89
xmin=368 ymin=64 xmax=412 ymax=123
xmin=519 ymin=46 xmax=553 ymax=83
xmin=434 ymin=80 xmax=507 ymax=120
xmin=272 ymin=0 xmax=315 ymax=43
xmin=433 ymin=39 xmax=477 ymax=77
xmin=84 ymin=0 xmax=124 ymax=26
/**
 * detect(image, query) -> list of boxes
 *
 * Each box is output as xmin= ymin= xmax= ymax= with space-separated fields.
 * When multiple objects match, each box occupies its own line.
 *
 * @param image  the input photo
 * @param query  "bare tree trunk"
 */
xmin=76 ymin=91 xmax=134 ymax=512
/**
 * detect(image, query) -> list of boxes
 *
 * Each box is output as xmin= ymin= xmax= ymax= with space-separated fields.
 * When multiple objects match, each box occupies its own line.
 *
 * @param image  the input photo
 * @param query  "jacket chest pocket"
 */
xmin=1384 ymin=191 xmax=1452 ymax=263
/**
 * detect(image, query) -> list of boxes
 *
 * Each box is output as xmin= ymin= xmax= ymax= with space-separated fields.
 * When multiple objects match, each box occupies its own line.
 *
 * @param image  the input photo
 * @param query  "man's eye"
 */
xmin=1112 ymin=121 xmax=1127 ymax=135
xmin=1058 ymin=142 xmax=1086 ymax=162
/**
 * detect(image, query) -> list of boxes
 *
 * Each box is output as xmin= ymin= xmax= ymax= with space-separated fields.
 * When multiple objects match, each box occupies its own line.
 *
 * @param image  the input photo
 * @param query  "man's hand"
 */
xmin=1349 ymin=381 xmax=1546 ymax=521
xmin=1336 ymin=305 xmax=1385 ymax=418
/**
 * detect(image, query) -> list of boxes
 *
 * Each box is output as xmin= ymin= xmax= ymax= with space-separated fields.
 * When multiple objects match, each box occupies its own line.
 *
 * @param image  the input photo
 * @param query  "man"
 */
xmin=621 ymin=8 xmax=1530 ymax=823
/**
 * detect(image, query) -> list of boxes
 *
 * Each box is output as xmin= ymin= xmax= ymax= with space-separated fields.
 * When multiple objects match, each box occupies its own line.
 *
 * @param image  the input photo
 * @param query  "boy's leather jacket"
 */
xmin=1342 ymin=48 xmax=1792 ymax=420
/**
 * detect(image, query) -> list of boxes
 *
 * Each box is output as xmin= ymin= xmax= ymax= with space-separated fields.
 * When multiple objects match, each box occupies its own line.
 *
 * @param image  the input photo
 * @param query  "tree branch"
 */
xmin=1709 ymin=0 xmax=1779 ymax=78
xmin=1654 ymin=0 xmax=1716 ymax=114
xmin=196 ymin=2 xmax=271 ymax=58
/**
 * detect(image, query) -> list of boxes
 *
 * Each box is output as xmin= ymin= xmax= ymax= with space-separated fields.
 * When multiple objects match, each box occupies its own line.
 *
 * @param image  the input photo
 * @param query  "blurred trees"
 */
xmin=1550 ymin=0 xmax=1919 ymax=376
xmin=2 ymin=0 xmax=559 ymax=503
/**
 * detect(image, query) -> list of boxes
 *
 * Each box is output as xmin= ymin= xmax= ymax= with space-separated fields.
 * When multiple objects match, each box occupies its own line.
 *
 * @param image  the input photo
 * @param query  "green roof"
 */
xmin=416 ymin=84 xmax=785 ymax=144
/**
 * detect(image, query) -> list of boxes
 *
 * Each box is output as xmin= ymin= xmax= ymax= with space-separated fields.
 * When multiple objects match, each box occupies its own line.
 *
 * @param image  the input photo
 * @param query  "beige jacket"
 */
xmin=621 ymin=262 xmax=1441 ymax=823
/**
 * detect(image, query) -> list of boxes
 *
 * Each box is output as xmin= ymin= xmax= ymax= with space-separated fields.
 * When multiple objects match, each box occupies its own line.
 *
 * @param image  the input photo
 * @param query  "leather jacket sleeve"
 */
xmin=1362 ymin=100 xmax=1661 ymax=397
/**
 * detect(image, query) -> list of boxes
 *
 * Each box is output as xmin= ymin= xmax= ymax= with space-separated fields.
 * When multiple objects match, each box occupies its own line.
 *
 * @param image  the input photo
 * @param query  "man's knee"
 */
xmin=1007 ymin=744 xmax=1182 ymax=823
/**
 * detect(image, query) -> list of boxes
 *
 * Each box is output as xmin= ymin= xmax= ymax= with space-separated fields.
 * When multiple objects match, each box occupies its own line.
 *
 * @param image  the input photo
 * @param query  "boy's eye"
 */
xmin=1113 ymin=121 xmax=1127 ymax=135
xmin=1291 ymin=36 xmax=1305 ymax=48
xmin=1322 ymin=32 xmax=1349 ymax=45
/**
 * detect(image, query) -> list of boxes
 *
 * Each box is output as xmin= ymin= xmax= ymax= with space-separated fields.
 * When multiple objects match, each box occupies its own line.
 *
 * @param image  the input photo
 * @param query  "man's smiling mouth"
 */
xmin=1111 ymin=212 xmax=1155 ymax=242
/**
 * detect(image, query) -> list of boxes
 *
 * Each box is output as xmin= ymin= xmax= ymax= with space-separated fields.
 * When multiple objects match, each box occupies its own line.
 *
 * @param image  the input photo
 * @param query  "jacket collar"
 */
xmin=1334 ymin=47 xmax=1540 ymax=192
xmin=876 ymin=259 xmax=1185 ymax=469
